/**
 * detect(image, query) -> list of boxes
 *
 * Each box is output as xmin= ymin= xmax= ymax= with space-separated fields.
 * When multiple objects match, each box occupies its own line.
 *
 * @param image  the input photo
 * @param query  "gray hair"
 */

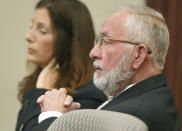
xmin=119 ymin=5 xmax=169 ymax=70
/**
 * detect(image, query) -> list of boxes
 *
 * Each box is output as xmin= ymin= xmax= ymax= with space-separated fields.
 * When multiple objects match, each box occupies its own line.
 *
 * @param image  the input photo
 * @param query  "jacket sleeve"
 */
xmin=15 ymin=88 xmax=50 ymax=131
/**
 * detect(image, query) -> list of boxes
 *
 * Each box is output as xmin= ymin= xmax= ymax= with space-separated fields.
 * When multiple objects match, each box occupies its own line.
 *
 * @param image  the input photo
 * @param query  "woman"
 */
xmin=15 ymin=0 xmax=106 ymax=130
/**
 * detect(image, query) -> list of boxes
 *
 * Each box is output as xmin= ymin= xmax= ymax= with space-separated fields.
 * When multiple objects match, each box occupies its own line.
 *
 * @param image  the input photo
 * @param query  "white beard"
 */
xmin=93 ymin=51 xmax=133 ymax=96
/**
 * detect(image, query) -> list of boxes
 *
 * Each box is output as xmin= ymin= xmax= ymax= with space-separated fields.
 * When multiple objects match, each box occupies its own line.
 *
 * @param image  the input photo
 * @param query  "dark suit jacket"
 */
xmin=15 ymin=82 xmax=107 ymax=131
xmin=102 ymin=73 xmax=180 ymax=131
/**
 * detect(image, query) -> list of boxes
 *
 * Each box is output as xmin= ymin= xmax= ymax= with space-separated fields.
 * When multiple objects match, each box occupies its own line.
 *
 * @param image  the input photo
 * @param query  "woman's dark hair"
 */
xmin=18 ymin=0 xmax=95 ymax=104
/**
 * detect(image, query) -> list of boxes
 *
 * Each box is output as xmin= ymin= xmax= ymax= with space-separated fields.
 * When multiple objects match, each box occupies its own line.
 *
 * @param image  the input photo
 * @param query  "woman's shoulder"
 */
xmin=23 ymin=88 xmax=47 ymax=101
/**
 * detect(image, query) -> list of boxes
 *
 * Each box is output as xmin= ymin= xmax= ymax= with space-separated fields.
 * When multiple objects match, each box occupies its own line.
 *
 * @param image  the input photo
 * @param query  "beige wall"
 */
xmin=0 ymin=0 xmax=145 ymax=130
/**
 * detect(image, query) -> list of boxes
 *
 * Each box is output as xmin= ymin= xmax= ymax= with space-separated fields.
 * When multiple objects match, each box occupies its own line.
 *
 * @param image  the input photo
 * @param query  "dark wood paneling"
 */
xmin=147 ymin=0 xmax=182 ymax=130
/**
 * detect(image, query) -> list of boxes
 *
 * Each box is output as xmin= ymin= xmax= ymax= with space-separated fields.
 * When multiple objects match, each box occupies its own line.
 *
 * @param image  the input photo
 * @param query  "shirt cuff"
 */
xmin=38 ymin=111 xmax=63 ymax=123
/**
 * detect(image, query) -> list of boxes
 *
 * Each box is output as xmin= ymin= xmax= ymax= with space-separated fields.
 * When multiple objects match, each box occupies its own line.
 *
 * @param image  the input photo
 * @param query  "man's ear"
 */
xmin=132 ymin=44 xmax=148 ymax=69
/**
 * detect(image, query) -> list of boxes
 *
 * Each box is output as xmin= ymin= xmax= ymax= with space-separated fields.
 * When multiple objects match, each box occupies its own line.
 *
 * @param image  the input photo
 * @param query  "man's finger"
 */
xmin=45 ymin=91 xmax=51 ymax=97
xmin=64 ymin=95 xmax=73 ymax=106
xmin=68 ymin=102 xmax=81 ymax=111
xmin=37 ymin=95 xmax=45 ymax=104
xmin=57 ymin=88 xmax=67 ymax=103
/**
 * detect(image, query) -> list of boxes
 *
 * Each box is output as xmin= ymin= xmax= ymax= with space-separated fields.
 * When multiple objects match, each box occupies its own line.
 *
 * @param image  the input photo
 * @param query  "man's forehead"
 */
xmin=98 ymin=11 xmax=129 ymax=37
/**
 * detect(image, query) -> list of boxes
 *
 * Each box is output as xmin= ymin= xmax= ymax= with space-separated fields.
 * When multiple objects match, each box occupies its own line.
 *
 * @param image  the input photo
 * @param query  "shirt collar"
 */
xmin=108 ymin=84 xmax=135 ymax=99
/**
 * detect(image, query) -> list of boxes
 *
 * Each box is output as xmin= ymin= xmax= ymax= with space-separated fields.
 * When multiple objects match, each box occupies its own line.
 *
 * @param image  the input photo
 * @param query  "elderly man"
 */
xmin=37 ymin=5 xmax=180 ymax=131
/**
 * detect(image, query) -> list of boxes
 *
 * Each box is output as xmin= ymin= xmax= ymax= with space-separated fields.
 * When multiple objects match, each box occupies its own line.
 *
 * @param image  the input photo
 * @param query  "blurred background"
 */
xmin=0 ymin=0 xmax=181 ymax=130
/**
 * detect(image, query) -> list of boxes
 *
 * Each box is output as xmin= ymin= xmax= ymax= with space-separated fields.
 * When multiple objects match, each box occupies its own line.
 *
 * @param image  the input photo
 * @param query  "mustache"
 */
xmin=93 ymin=61 xmax=104 ymax=70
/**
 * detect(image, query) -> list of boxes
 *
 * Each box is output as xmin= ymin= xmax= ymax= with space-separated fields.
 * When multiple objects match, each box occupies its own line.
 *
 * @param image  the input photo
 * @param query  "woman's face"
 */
xmin=25 ymin=8 xmax=55 ymax=68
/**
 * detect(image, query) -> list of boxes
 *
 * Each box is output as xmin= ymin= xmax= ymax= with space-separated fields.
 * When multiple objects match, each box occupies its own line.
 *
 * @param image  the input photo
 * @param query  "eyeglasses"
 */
xmin=94 ymin=34 xmax=152 ymax=54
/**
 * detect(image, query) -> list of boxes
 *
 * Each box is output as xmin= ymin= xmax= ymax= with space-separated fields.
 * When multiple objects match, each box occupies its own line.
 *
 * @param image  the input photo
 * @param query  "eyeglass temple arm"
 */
xmin=108 ymin=38 xmax=152 ymax=54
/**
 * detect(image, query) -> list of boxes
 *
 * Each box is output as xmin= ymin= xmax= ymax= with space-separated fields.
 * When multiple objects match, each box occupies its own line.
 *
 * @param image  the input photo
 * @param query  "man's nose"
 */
xmin=89 ymin=45 xmax=101 ymax=60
